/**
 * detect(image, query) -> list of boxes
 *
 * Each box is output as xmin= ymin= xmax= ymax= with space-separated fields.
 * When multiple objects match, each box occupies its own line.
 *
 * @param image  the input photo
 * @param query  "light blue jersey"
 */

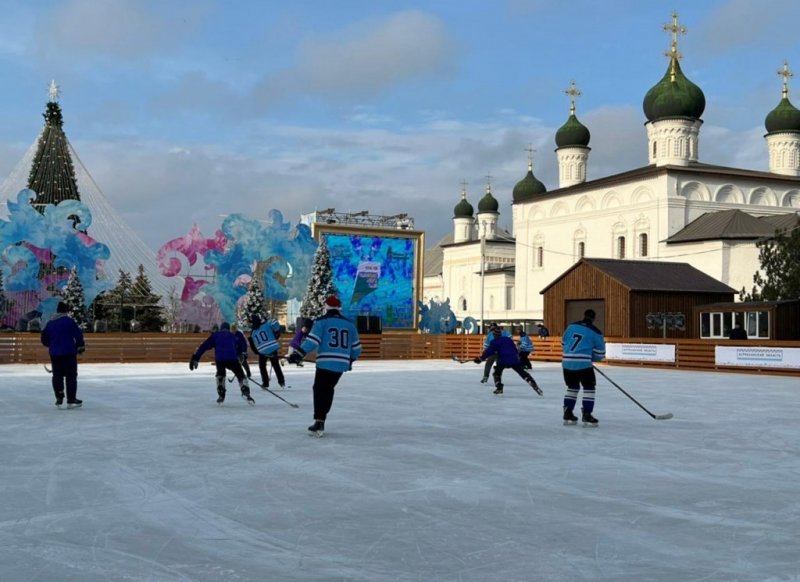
xmin=251 ymin=319 xmax=281 ymax=355
xmin=562 ymin=319 xmax=606 ymax=370
xmin=518 ymin=334 xmax=533 ymax=353
xmin=300 ymin=312 xmax=362 ymax=373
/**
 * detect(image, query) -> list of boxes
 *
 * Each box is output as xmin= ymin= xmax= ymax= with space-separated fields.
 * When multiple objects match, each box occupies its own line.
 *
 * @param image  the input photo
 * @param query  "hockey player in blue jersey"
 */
xmin=561 ymin=309 xmax=606 ymax=426
xmin=248 ymin=314 xmax=286 ymax=389
xmin=190 ymin=322 xmax=254 ymax=405
xmin=480 ymin=326 xmax=500 ymax=383
xmin=474 ymin=326 xmax=542 ymax=396
xmin=517 ymin=330 xmax=533 ymax=370
xmin=287 ymin=295 xmax=362 ymax=437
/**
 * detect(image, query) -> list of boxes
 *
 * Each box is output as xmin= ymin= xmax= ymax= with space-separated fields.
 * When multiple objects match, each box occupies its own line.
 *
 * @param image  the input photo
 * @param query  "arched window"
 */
xmin=459 ymin=296 xmax=467 ymax=311
xmin=639 ymin=233 xmax=648 ymax=257
xmin=617 ymin=236 xmax=626 ymax=259
xmin=578 ymin=241 xmax=585 ymax=258
xmin=536 ymin=246 xmax=544 ymax=268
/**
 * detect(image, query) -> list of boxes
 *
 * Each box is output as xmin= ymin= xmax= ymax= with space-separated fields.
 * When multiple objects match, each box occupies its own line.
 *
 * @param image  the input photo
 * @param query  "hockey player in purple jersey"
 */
xmin=190 ymin=322 xmax=254 ymax=405
xmin=561 ymin=309 xmax=606 ymax=426
xmin=474 ymin=326 xmax=543 ymax=396
xmin=287 ymin=295 xmax=362 ymax=437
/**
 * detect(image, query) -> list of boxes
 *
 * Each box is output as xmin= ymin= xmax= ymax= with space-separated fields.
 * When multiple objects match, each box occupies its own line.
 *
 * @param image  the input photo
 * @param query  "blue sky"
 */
xmin=1 ymin=0 xmax=799 ymax=250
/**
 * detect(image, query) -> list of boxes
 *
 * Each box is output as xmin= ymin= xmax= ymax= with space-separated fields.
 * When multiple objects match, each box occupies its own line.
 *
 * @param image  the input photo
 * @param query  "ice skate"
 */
xmin=55 ymin=392 xmax=64 ymax=407
xmin=216 ymin=386 xmax=226 ymax=404
xmin=493 ymin=383 xmax=504 ymax=395
xmin=582 ymin=410 xmax=599 ymax=427
xmin=66 ymin=399 xmax=82 ymax=409
xmin=240 ymin=385 xmax=255 ymax=405
xmin=563 ymin=407 xmax=578 ymax=425
xmin=528 ymin=379 xmax=543 ymax=396
xmin=308 ymin=420 xmax=325 ymax=438
xmin=480 ymin=376 xmax=489 ymax=384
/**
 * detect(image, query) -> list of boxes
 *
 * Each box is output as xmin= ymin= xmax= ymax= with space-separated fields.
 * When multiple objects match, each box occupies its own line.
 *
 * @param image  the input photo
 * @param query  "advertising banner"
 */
xmin=606 ymin=343 xmax=676 ymax=363
xmin=715 ymin=346 xmax=800 ymax=369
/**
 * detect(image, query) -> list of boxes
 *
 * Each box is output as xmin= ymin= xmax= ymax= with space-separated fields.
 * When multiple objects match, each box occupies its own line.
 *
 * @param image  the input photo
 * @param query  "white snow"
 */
xmin=1 ymin=360 xmax=799 ymax=581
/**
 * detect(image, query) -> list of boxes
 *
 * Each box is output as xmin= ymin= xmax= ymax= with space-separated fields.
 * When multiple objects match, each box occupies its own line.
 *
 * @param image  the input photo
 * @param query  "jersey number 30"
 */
xmin=328 ymin=328 xmax=350 ymax=348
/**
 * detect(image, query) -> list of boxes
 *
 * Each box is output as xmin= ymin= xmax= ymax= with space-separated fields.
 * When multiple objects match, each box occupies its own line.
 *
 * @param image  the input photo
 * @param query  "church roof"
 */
xmin=542 ymin=258 xmax=736 ymax=294
xmin=666 ymin=209 xmax=798 ymax=243
xmin=424 ymin=232 xmax=453 ymax=277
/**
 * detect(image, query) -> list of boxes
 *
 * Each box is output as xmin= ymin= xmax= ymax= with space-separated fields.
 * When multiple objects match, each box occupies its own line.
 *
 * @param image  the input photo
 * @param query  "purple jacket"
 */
xmin=41 ymin=314 xmax=85 ymax=357
xmin=480 ymin=335 xmax=521 ymax=367
xmin=290 ymin=328 xmax=308 ymax=350
xmin=194 ymin=330 xmax=247 ymax=363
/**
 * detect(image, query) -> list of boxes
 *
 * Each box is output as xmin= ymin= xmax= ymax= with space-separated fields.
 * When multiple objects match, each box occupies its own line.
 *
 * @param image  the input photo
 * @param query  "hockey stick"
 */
xmin=251 ymin=380 xmax=299 ymax=408
xmin=451 ymin=353 xmax=474 ymax=364
xmin=44 ymin=364 xmax=52 ymax=373
xmin=593 ymin=365 xmax=673 ymax=420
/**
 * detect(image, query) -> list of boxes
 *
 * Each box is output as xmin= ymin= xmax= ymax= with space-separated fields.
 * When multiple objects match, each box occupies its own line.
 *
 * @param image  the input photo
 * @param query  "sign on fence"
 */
xmin=715 ymin=346 xmax=800 ymax=369
xmin=606 ymin=343 xmax=676 ymax=363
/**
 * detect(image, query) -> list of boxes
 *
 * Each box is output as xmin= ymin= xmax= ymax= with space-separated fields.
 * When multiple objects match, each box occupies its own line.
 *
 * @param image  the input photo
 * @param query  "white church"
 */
xmin=423 ymin=13 xmax=800 ymax=331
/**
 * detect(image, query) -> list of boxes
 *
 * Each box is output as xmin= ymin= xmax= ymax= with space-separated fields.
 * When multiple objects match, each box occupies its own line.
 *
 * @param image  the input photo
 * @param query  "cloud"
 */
xmin=34 ymin=0 xmax=208 ymax=60
xmin=699 ymin=0 xmax=800 ymax=54
xmin=253 ymin=10 xmax=455 ymax=106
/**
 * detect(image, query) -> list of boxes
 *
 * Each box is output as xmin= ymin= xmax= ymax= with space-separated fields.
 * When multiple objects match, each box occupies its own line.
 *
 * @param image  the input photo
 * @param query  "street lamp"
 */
xmin=479 ymin=219 xmax=486 ymax=334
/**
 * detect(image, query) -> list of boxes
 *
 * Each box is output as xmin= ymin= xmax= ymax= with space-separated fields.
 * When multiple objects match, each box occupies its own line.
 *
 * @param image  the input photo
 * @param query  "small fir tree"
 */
xmin=0 ymin=270 xmax=11 ymax=322
xmin=300 ymin=236 xmax=337 ymax=320
xmin=62 ymin=268 xmax=88 ymax=329
xmin=239 ymin=277 xmax=268 ymax=328
xmin=130 ymin=264 xmax=165 ymax=331
xmin=99 ymin=269 xmax=134 ymax=331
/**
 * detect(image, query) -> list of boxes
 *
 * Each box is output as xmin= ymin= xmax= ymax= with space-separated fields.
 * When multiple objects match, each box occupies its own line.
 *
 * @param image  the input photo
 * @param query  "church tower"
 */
xmin=555 ymin=81 xmax=591 ymax=187
xmin=476 ymin=178 xmax=499 ymax=240
xmin=452 ymin=182 xmax=474 ymax=243
xmin=765 ymin=61 xmax=800 ymax=176
xmin=642 ymin=12 xmax=705 ymax=167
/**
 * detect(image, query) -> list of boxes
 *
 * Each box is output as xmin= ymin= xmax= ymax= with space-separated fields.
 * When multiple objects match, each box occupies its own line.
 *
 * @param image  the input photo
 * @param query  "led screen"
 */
xmin=322 ymin=230 xmax=419 ymax=329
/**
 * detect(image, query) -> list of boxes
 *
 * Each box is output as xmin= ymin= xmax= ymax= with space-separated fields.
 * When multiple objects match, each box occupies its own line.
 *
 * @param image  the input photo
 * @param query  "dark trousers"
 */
xmin=215 ymin=360 xmax=247 ymax=384
xmin=483 ymin=354 xmax=497 ymax=379
xmin=493 ymin=363 xmax=536 ymax=388
xmin=519 ymin=351 xmax=532 ymax=369
xmin=51 ymin=354 xmax=78 ymax=401
xmin=240 ymin=356 xmax=252 ymax=378
xmin=258 ymin=353 xmax=285 ymax=387
xmin=563 ymin=367 xmax=596 ymax=414
xmin=312 ymin=368 xmax=344 ymax=421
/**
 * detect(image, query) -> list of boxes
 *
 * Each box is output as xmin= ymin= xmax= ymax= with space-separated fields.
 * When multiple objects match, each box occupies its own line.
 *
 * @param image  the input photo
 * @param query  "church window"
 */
xmin=536 ymin=246 xmax=544 ymax=268
xmin=652 ymin=141 xmax=657 ymax=158
xmin=617 ymin=236 xmax=626 ymax=259
xmin=639 ymin=233 xmax=648 ymax=257
xmin=578 ymin=241 xmax=585 ymax=258
xmin=505 ymin=286 xmax=514 ymax=310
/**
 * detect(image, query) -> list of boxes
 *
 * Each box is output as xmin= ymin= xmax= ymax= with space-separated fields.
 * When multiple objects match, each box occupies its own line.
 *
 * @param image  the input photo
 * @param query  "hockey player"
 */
xmin=288 ymin=318 xmax=313 ymax=366
xmin=230 ymin=322 xmax=252 ymax=378
xmin=561 ymin=309 xmax=606 ymax=426
xmin=480 ymin=326 xmax=501 ymax=383
xmin=41 ymin=301 xmax=86 ymax=408
xmin=517 ymin=330 xmax=533 ymax=370
xmin=190 ymin=322 xmax=253 ymax=405
xmin=474 ymin=326 xmax=542 ymax=396
xmin=249 ymin=314 xmax=286 ymax=389
xmin=287 ymin=295 xmax=361 ymax=437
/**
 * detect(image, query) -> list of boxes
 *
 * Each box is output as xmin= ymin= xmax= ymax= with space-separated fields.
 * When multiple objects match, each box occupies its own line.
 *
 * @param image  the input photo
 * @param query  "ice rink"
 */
xmin=1 ymin=360 xmax=798 ymax=581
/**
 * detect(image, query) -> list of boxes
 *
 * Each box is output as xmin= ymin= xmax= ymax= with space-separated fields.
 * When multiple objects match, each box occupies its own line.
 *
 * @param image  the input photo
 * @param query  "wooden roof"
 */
xmin=541 ymin=258 xmax=737 ymax=294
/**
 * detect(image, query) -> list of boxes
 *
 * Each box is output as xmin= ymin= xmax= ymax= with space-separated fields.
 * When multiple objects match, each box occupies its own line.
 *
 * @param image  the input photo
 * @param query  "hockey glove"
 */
xmin=76 ymin=346 xmax=86 ymax=355
xmin=238 ymin=353 xmax=247 ymax=364
xmin=473 ymin=357 xmax=482 ymax=364
xmin=189 ymin=356 xmax=199 ymax=371
xmin=287 ymin=351 xmax=304 ymax=365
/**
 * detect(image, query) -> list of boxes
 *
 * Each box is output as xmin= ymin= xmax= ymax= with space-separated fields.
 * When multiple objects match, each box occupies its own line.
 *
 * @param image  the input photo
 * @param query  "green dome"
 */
xmin=477 ymin=190 xmax=499 ymax=213
xmin=453 ymin=195 xmax=474 ymax=218
xmin=643 ymin=60 xmax=705 ymax=121
xmin=555 ymin=114 xmax=591 ymax=147
xmin=512 ymin=170 xmax=547 ymax=203
xmin=765 ymin=97 xmax=800 ymax=133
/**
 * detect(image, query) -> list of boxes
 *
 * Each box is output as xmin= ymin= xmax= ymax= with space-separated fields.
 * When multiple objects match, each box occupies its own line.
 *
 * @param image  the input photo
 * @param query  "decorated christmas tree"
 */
xmin=300 ymin=236 xmax=336 ymax=320
xmin=0 ymin=270 xmax=10 ymax=324
xmin=62 ymin=268 xmax=88 ymax=329
xmin=238 ymin=277 xmax=268 ymax=328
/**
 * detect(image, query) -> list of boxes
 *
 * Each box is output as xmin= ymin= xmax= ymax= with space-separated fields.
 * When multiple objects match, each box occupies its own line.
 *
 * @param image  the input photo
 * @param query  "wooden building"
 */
xmin=541 ymin=258 xmax=736 ymax=338
xmin=693 ymin=300 xmax=800 ymax=341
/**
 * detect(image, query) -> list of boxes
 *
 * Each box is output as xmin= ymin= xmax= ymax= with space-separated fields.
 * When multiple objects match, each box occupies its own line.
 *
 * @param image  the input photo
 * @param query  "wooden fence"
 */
xmin=1 ymin=332 xmax=798 ymax=376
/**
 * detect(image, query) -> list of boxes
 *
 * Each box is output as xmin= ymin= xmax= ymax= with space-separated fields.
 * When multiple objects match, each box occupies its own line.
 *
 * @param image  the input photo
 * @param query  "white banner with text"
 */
xmin=715 ymin=346 xmax=800 ymax=369
xmin=606 ymin=343 xmax=676 ymax=363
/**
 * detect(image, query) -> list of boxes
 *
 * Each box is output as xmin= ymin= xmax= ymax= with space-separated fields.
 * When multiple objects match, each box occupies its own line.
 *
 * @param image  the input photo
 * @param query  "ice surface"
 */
xmin=1 ymin=360 xmax=799 ymax=581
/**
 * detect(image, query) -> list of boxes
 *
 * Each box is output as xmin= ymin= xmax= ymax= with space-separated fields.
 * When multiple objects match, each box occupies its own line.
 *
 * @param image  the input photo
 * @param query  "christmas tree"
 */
xmin=300 ymin=235 xmax=337 ymax=319
xmin=238 ymin=277 xmax=268 ymax=329
xmin=0 ymin=270 xmax=10 ymax=323
xmin=62 ymin=268 xmax=88 ymax=329
xmin=96 ymin=269 xmax=134 ymax=331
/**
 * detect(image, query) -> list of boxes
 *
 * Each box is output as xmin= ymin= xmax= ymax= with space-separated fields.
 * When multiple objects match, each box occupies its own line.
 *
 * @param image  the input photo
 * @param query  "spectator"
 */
xmin=729 ymin=323 xmax=748 ymax=340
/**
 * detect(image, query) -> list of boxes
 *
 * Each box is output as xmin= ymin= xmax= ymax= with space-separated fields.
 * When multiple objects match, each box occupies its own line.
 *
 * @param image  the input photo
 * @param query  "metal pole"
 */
xmin=480 ymin=221 xmax=486 ymax=334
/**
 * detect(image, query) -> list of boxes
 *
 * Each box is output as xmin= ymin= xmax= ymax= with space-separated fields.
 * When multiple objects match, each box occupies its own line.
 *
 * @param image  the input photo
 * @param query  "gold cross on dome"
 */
xmin=460 ymin=179 xmax=468 ymax=197
xmin=485 ymin=173 xmax=493 ymax=193
xmin=663 ymin=11 xmax=686 ymax=81
xmin=778 ymin=60 xmax=793 ymax=99
xmin=564 ymin=80 xmax=582 ymax=115
xmin=524 ymin=143 xmax=536 ymax=171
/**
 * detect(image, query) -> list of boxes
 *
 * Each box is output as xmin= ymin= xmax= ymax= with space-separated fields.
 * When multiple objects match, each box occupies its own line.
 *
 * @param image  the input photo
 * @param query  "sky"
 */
xmin=1 ymin=0 xmax=799 ymax=251
xmin=2 ymin=360 xmax=799 ymax=580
